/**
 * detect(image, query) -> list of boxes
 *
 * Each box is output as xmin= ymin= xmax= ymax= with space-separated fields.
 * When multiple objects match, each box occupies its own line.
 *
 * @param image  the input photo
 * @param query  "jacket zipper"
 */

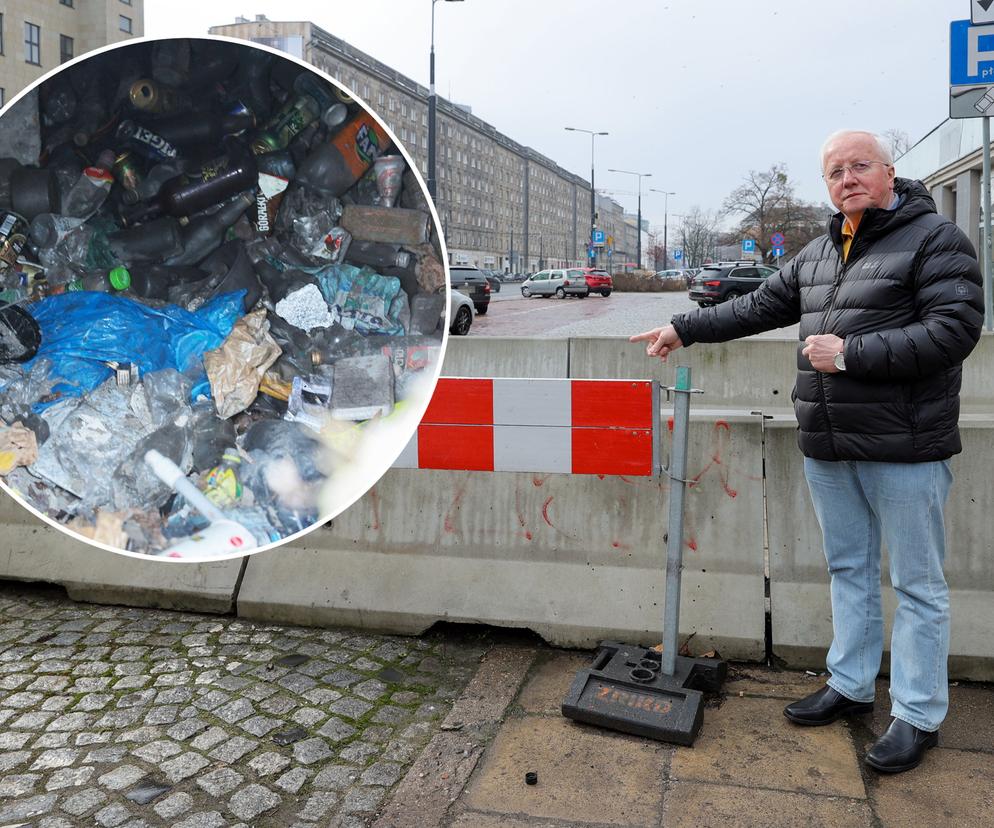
xmin=814 ymin=239 xmax=860 ymax=459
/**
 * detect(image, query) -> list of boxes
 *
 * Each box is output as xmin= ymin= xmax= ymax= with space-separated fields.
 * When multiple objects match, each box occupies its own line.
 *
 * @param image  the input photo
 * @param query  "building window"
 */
xmin=24 ymin=22 xmax=40 ymax=65
xmin=0 ymin=89 xmax=5 ymax=108
xmin=120 ymin=0 xmax=133 ymax=4
xmin=0 ymin=14 xmax=4 ymax=56
xmin=60 ymin=35 xmax=73 ymax=64
xmin=119 ymin=16 xmax=132 ymax=34
xmin=60 ymin=0 xmax=74 ymax=7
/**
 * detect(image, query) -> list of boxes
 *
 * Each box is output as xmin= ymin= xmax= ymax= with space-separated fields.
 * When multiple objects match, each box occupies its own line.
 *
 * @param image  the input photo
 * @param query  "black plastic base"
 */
xmin=561 ymin=641 xmax=727 ymax=746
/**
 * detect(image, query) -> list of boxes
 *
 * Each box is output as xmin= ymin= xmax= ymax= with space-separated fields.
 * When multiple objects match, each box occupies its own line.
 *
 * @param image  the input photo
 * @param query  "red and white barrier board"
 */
xmin=394 ymin=377 xmax=660 ymax=477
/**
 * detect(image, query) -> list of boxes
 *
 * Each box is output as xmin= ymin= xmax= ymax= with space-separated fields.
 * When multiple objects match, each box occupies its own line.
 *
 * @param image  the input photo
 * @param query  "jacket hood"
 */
xmin=828 ymin=178 xmax=935 ymax=247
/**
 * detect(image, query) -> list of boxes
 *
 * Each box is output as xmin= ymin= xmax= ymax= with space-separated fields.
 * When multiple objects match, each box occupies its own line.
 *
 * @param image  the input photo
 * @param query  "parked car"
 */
xmin=449 ymin=289 xmax=474 ymax=336
xmin=481 ymin=270 xmax=502 ymax=293
xmin=579 ymin=267 xmax=613 ymax=297
xmin=688 ymin=261 xmax=779 ymax=306
xmin=655 ymin=268 xmax=685 ymax=282
xmin=448 ymin=265 xmax=491 ymax=314
xmin=520 ymin=268 xmax=589 ymax=298
xmin=681 ymin=267 xmax=701 ymax=287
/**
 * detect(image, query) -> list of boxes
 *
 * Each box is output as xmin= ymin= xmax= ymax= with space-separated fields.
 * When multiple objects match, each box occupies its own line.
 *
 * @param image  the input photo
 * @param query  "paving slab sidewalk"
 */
xmin=383 ymin=652 xmax=994 ymax=827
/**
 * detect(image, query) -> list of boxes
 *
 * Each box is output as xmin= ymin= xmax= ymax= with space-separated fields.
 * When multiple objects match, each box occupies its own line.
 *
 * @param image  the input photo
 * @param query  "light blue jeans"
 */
xmin=803 ymin=457 xmax=953 ymax=732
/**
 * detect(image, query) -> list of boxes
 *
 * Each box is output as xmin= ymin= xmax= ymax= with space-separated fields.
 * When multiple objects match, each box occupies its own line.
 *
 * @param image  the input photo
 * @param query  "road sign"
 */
xmin=950 ymin=19 xmax=994 ymax=86
xmin=772 ymin=246 xmax=785 ymax=258
xmin=742 ymin=239 xmax=755 ymax=252
xmin=973 ymin=0 xmax=994 ymax=25
xmin=950 ymin=83 xmax=994 ymax=116
xmin=673 ymin=249 xmax=683 ymax=261
xmin=771 ymin=232 xmax=785 ymax=246
xmin=592 ymin=229 xmax=606 ymax=246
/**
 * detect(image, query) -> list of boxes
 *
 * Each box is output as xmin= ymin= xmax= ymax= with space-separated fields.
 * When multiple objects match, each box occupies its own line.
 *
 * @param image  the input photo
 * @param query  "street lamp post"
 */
xmin=565 ymin=127 xmax=608 ymax=266
xmin=610 ymin=169 xmax=652 ymax=269
xmin=650 ymin=188 xmax=676 ymax=269
xmin=428 ymin=0 xmax=464 ymax=202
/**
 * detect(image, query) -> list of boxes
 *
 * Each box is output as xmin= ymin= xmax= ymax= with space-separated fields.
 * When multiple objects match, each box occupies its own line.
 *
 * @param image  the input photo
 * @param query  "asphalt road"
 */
xmin=472 ymin=289 xmax=800 ymax=340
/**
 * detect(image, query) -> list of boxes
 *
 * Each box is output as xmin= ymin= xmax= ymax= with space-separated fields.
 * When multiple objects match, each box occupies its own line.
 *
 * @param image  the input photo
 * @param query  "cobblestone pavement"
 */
xmin=0 ymin=583 xmax=487 ymax=828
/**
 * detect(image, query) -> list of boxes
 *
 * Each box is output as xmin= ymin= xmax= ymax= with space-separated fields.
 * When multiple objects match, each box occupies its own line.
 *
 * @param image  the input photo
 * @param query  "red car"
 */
xmin=580 ymin=267 xmax=613 ymax=297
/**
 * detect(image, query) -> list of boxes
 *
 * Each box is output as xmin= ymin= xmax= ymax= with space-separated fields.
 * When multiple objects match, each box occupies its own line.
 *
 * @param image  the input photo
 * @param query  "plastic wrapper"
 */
xmin=0 ymin=422 xmax=39 ymax=474
xmin=313 ymin=262 xmax=405 ymax=335
xmin=141 ymin=367 xmax=193 ymax=429
xmin=203 ymin=308 xmax=282 ymax=419
xmin=112 ymin=421 xmax=192 ymax=511
xmin=24 ymin=289 xmax=245 ymax=403
xmin=30 ymin=380 xmax=154 ymax=506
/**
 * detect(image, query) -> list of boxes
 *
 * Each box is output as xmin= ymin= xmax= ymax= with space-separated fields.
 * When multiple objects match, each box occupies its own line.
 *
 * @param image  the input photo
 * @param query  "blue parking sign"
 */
xmin=592 ymin=229 xmax=606 ymax=245
xmin=742 ymin=239 xmax=755 ymax=252
xmin=673 ymin=249 xmax=683 ymax=261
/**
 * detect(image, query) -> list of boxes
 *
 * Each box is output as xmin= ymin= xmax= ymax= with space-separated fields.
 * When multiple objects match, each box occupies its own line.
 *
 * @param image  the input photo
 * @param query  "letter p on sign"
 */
xmin=969 ymin=25 xmax=994 ymax=75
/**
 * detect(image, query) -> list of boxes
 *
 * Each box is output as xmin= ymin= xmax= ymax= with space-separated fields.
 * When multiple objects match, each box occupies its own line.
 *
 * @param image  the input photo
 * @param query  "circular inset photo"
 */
xmin=0 ymin=36 xmax=449 ymax=561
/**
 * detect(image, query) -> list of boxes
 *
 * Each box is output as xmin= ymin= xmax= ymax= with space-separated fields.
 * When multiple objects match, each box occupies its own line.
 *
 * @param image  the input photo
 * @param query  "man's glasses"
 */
xmin=823 ymin=160 xmax=891 ymax=183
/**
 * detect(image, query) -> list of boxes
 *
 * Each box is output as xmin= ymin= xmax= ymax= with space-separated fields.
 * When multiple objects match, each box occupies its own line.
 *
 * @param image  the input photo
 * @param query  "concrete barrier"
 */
xmin=767 ymin=418 xmax=994 ymax=681
xmin=439 ymin=336 xmax=569 ymax=378
xmin=238 ymin=414 xmax=768 ymax=658
xmin=0 ymin=331 xmax=990 ymax=675
xmin=0 ymin=495 xmax=243 ymax=613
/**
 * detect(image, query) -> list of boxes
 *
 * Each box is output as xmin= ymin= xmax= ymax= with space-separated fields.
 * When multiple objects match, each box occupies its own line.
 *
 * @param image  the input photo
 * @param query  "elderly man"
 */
xmin=632 ymin=130 xmax=984 ymax=774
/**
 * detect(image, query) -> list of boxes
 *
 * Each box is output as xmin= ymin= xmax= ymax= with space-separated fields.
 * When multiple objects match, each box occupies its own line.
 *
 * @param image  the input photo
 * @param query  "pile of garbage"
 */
xmin=0 ymin=38 xmax=447 ymax=558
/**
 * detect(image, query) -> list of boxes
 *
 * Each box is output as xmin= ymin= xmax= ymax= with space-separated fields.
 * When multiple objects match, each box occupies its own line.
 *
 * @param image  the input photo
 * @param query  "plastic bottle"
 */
xmin=202 ymin=447 xmax=243 ymax=507
xmin=126 ymin=148 xmax=259 ymax=223
xmin=152 ymin=102 xmax=255 ymax=148
xmin=294 ymin=111 xmax=392 ymax=197
xmin=250 ymin=72 xmax=335 ymax=155
xmin=28 ymin=213 xmax=87 ymax=251
xmin=59 ymin=150 xmax=117 ymax=219
xmin=65 ymin=265 xmax=131 ymax=293
xmin=108 ymin=216 xmax=183 ymax=264
xmin=165 ymin=192 xmax=254 ymax=266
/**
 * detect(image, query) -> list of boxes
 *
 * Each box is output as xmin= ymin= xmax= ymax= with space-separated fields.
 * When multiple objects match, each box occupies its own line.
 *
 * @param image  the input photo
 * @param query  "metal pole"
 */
xmin=427 ymin=1 xmax=438 ymax=201
xmin=662 ymin=366 xmax=695 ymax=676
xmin=636 ymin=182 xmax=642 ymax=270
xmin=663 ymin=195 xmax=668 ymax=271
xmin=985 ymin=117 xmax=993 ymax=331
xmin=590 ymin=133 xmax=596 ymax=267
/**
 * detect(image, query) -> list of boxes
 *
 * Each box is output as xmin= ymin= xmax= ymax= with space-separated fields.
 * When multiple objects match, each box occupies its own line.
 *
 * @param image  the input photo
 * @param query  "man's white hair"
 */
xmin=820 ymin=130 xmax=894 ymax=169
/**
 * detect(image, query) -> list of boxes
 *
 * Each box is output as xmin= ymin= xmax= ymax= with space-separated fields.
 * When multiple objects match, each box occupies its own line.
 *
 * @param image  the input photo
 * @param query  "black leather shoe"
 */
xmin=865 ymin=718 xmax=938 ymax=773
xmin=783 ymin=685 xmax=874 ymax=726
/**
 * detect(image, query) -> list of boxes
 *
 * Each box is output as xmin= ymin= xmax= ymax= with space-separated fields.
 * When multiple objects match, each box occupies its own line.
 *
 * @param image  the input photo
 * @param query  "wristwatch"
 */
xmin=833 ymin=349 xmax=846 ymax=372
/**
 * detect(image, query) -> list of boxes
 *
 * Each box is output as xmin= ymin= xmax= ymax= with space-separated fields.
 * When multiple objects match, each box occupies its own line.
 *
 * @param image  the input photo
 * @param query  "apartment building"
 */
xmin=0 ymin=0 xmax=144 ymax=106
xmin=210 ymin=16 xmax=628 ymax=272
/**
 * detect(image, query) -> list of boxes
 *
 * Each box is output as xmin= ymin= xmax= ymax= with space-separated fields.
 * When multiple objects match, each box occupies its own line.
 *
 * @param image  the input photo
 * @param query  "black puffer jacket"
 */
xmin=672 ymin=179 xmax=984 ymax=462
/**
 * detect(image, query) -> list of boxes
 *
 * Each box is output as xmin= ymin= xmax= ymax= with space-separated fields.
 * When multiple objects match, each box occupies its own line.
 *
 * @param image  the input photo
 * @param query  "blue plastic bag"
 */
xmin=24 ymin=290 xmax=246 ymax=402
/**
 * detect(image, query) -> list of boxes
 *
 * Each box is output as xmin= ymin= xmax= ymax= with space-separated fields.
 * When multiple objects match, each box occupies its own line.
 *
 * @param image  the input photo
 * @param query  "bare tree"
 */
xmin=679 ymin=207 xmax=722 ymax=268
xmin=882 ymin=128 xmax=911 ymax=160
xmin=645 ymin=230 xmax=666 ymax=270
xmin=722 ymin=164 xmax=793 ymax=261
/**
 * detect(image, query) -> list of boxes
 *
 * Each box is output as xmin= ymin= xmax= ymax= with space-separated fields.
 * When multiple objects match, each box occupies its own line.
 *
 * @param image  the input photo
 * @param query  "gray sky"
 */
xmin=146 ymin=0 xmax=964 ymax=232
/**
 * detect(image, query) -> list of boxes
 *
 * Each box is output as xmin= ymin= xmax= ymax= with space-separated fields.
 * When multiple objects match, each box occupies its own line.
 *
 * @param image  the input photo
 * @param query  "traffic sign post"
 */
xmin=742 ymin=239 xmax=755 ymax=254
xmin=673 ymin=249 xmax=683 ymax=262
xmin=951 ymin=17 xmax=994 ymax=330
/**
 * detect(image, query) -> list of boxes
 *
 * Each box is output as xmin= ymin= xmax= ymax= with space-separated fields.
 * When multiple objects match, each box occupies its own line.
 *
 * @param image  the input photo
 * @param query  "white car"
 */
xmin=449 ymin=289 xmax=474 ymax=336
xmin=520 ymin=268 xmax=589 ymax=298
